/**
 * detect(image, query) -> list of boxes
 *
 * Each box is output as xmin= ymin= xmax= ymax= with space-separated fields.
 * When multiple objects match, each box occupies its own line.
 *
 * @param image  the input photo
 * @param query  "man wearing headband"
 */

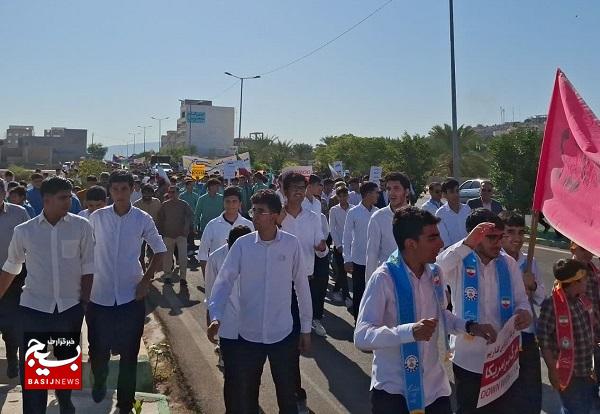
xmin=537 ymin=258 xmax=597 ymax=414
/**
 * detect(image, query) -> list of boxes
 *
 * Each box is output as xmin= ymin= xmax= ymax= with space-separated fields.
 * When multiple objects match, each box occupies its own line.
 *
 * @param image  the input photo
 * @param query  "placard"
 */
xmin=369 ymin=166 xmax=383 ymax=183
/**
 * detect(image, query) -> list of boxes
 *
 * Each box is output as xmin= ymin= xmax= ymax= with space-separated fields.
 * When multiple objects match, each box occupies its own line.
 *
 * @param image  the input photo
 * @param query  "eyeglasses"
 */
xmin=485 ymin=234 xmax=506 ymax=242
xmin=289 ymin=184 xmax=306 ymax=191
xmin=249 ymin=208 xmax=272 ymax=218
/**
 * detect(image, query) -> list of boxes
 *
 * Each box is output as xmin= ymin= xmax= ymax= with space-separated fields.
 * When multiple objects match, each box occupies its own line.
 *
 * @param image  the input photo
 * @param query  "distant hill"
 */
xmin=104 ymin=141 xmax=160 ymax=160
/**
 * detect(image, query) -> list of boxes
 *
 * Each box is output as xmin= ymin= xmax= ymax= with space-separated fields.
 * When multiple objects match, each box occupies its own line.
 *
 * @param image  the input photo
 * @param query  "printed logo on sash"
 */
xmin=465 ymin=287 xmax=478 ymax=301
xmin=432 ymin=274 xmax=441 ymax=286
xmin=465 ymin=267 xmax=477 ymax=277
xmin=559 ymin=315 xmax=569 ymax=325
xmin=560 ymin=337 xmax=571 ymax=349
xmin=404 ymin=355 xmax=419 ymax=372
xmin=501 ymin=297 xmax=511 ymax=309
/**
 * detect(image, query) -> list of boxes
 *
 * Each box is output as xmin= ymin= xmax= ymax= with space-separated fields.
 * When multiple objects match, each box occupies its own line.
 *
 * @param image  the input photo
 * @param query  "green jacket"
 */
xmin=194 ymin=193 xmax=224 ymax=232
xmin=180 ymin=190 xmax=199 ymax=210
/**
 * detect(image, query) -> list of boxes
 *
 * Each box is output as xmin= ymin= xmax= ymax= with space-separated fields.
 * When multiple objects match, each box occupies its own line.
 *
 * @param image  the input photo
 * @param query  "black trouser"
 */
xmin=290 ymin=287 xmax=306 ymax=402
xmin=310 ymin=253 xmax=330 ymax=320
xmin=220 ymin=334 xmax=299 ymax=414
xmin=0 ymin=311 xmax=21 ymax=368
xmin=371 ymin=389 xmax=452 ymax=414
xmin=352 ymin=263 xmax=366 ymax=320
xmin=453 ymin=363 xmax=514 ymax=414
xmin=332 ymin=248 xmax=349 ymax=298
xmin=86 ymin=299 xmax=145 ymax=411
xmin=510 ymin=332 xmax=541 ymax=414
xmin=20 ymin=303 xmax=85 ymax=414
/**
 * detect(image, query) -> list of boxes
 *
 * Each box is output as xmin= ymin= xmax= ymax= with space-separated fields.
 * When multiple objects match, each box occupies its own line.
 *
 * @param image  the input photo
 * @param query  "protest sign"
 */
xmin=190 ymin=163 xmax=206 ymax=180
xmin=477 ymin=315 xmax=520 ymax=408
xmin=281 ymin=165 xmax=313 ymax=177
xmin=369 ymin=166 xmax=383 ymax=183
xmin=223 ymin=160 xmax=238 ymax=180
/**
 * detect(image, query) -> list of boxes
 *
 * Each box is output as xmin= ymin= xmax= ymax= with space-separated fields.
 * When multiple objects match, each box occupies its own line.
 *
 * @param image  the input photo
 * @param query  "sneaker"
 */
xmin=331 ymin=291 xmax=343 ymax=303
xmin=297 ymin=399 xmax=309 ymax=414
xmin=311 ymin=319 xmax=327 ymax=337
xmin=345 ymin=297 xmax=353 ymax=308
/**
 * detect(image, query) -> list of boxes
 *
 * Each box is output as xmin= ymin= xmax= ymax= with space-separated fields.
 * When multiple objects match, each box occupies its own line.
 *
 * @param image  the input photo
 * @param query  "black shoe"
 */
xmin=179 ymin=279 xmax=188 ymax=287
xmin=91 ymin=382 xmax=107 ymax=403
xmin=164 ymin=277 xmax=173 ymax=285
xmin=6 ymin=361 xmax=18 ymax=379
xmin=59 ymin=399 xmax=75 ymax=414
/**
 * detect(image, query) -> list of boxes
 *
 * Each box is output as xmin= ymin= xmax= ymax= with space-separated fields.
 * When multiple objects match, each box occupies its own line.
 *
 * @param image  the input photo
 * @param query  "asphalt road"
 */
xmin=146 ymin=242 xmax=574 ymax=414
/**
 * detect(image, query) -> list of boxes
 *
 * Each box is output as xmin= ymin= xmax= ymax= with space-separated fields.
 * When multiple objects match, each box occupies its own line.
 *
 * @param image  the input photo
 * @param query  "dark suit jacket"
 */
xmin=467 ymin=197 xmax=504 ymax=215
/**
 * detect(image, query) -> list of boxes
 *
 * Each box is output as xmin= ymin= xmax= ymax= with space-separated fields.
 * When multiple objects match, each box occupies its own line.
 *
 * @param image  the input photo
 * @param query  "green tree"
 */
xmin=489 ymin=128 xmax=542 ymax=212
xmin=383 ymin=133 xmax=433 ymax=195
xmin=87 ymin=143 xmax=108 ymax=160
xmin=77 ymin=160 xmax=106 ymax=185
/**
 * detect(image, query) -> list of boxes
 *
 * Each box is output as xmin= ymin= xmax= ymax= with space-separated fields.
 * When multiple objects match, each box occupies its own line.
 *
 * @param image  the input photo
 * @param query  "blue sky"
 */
xmin=1 ymin=0 xmax=598 ymax=147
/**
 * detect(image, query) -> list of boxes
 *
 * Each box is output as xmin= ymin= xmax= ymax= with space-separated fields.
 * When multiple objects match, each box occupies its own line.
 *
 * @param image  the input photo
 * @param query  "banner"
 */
xmin=369 ymin=166 xmax=383 ymax=183
xmin=190 ymin=163 xmax=206 ymax=180
xmin=476 ymin=315 xmax=520 ymax=408
xmin=533 ymin=69 xmax=600 ymax=256
xmin=281 ymin=165 xmax=313 ymax=178
xmin=182 ymin=155 xmax=211 ymax=171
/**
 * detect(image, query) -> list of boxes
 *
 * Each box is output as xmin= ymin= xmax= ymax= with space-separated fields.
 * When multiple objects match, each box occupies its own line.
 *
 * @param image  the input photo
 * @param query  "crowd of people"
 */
xmin=0 ymin=165 xmax=598 ymax=414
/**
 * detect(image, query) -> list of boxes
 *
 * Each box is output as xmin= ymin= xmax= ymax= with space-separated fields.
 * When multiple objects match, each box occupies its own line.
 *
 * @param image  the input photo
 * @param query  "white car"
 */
xmin=152 ymin=163 xmax=173 ymax=175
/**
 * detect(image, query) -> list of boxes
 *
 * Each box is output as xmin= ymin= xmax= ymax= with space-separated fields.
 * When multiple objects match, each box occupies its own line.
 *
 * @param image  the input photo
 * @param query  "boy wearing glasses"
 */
xmin=422 ymin=182 xmax=443 ymax=216
xmin=467 ymin=180 xmax=504 ymax=215
xmin=499 ymin=211 xmax=545 ymax=414
xmin=436 ymin=208 xmax=532 ymax=413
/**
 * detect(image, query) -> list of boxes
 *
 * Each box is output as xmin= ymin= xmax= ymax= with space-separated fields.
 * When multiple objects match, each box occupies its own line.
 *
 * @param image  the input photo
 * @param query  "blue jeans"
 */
xmin=560 ymin=377 xmax=597 ymax=414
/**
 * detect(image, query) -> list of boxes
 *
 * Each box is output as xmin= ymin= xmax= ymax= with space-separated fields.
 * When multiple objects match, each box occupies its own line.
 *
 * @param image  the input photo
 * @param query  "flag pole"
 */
xmin=526 ymin=210 xmax=540 ymax=273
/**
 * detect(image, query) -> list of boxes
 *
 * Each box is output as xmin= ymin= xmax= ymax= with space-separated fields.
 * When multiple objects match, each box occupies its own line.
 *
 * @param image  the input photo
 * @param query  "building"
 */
xmin=472 ymin=115 xmax=547 ymax=139
xmin=160 ymin=130 xmax=185 ymax=149
xmin=0 ymin=125 xmax=87 ymax=168
xmin=169 ymin=99 xmax=235 ymax=157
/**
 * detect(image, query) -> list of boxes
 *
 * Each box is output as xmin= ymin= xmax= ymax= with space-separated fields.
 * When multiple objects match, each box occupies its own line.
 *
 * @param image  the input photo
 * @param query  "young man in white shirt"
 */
xmin=436 ymin=208 xmax=532 ymax=413
xmin=365 ymin=172 xmax=411 ymax=279
xmin=0 ymin=176 xmax=95 ymax=414
xmin=347 ymin=177 xmax=362 ymax=206
xmin=355 ymin=206 xmax=495 ymax=414
xmin=329 ymin=186 xmax=354 ymax=305
xmin=301 ymin=174 xmax=323 ymax=214
xmin=207 ymin=190 xmax=312 ymax=414
xmin=342 ymin=181 xmax=379 ymax=320
xmin=197 ymin=186 xmax=253 ymax=275
xmin=78 ymin=185 xmax=107 ymax=219
xmin=280 ymin=172 xmax=326 ymax=413
xmin=87 ymin=171 xmax=167 ymax=414
xmin=499 ymin=211 xmax=545 ymax=414
xmin=421 ymin=182 xmax=443 ymax=216
xmin=435 ymin=178 xmax=471 ymax=248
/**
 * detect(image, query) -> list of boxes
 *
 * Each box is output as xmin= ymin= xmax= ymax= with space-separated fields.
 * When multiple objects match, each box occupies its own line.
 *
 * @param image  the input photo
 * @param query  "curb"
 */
xmin=135 ymin=391 xmax=170 ymax=414
xmin=524 ymin=235 xmax=569 ymax=250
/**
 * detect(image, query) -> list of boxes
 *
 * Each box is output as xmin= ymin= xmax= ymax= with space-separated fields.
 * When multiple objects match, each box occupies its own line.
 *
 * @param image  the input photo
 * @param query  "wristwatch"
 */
xmin=465 ymin=320 xmax=477 ymax=335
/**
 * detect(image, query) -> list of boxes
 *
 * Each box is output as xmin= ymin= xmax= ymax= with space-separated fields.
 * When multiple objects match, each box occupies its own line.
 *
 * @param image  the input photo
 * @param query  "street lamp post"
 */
xmin=137 ymin=125 xmax=152 ymax=153
xmin=128 ymin=132 xmax=138 ymax=155
xmin=449 ymin=0 xmax=460 ymax=179
xmin=224 ymin=72 xmax=261 ymax=139
xmin=151 ymin=116 xmax=169 ymax=146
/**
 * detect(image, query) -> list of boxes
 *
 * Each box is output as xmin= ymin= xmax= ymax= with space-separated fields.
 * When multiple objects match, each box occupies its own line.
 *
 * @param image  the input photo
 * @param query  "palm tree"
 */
xmin=428 ymin=124 xmax=484 ymax=177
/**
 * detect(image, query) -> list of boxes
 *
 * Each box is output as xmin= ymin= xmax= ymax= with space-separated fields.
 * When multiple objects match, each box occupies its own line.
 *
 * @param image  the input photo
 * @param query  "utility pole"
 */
xmin=449 ymin=0 xmax=460 ymax=179
xmin=137 ymin=125 xmax=152 ymax=153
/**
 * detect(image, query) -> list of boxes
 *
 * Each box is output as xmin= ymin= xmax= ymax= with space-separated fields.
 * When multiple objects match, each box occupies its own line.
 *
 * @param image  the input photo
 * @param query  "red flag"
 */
xmin=533 ymin=69 xmax=600 ymax=256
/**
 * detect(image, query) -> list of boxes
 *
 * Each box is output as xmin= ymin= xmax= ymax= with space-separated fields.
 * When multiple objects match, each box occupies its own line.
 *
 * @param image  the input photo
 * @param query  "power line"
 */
xmin=210 ymin=80 xmax=240 ymax=101
xmin=257 ymin=0 xmax=394 ymax=77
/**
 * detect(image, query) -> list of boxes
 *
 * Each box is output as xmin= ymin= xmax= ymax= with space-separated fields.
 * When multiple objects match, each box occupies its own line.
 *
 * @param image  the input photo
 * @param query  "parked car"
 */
xmin=152 ymin=162 xmax=173 ymax=175
xmin=459 ymin=178 xmax=486 ymax=203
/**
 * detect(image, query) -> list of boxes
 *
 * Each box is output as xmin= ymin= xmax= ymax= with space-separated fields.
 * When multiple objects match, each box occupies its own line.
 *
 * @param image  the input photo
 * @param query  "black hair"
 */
xmin=30 ymin=173 xmax=43 ymax=181
xmin=141 ymin=184 xmax=155 ymax=194
xmin=392 ymin=206 xmax=441 ymax=251
xmin=5 ymin=170 xmax=14 ymax=177
xmin=40 ymin=176 xmax=73 ymax=197
xmin=206 ymin=178 xmax=221 ymax=188
xmin=441 ymin=177 xmax=460 ymax=193
xmin=553 ymin=258 xmax=587 ymax=283
xmin=323 ymin=178 xmax=334 ymax=186
xmin=7 ymin=181 xmax=19 ymax=191
xmin=359 ymin=181 xmax=379 ymax=197
xmin=465 ymin=208 xmax=504 ymax=233
xmin=282 ymin=172 xmax=306 ymax=192
xmin=227 ymin=225 xmax=253 ymax=248
xmin=498 ymin=210 xmax=525 ymax=228
xmin=250 ymin=189 xmax=282 ymax=214
xmin=428 ymin=181 xmax=441 ymax=191
xmin=8 ymin=185 xmax=26 ymax=198
xmin=307 ymin=174 xmax=321 ymax=185
xmin=87 ymin=175 xmax=98 ymax=182
xmin=86 ymin=185 xmax=107 ymax=202
xmin=384 ymin=172 xmax=410 ymax=190
xmin=108 ymin=170 xmax=134 ymax=188
xmin=223 ymin=185 xmax=242 ymax=200
xmin=348 ymin=177 xmax=360 ymax=185
xmin=335 ymin=186 xmax=349 ymax=196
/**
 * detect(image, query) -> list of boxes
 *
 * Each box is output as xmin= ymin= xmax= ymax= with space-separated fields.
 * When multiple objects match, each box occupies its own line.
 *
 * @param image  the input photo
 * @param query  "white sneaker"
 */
xmin=345 ymin=297 xmax=353 ymax=308
xmin=311 ymin=319 xmax=327 ymax=337
xmin=331 ymin=291 xmax=343 ymax=303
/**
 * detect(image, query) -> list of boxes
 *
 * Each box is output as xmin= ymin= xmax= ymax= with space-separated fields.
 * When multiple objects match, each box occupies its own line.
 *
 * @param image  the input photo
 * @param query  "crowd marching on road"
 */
xmin=0 ymin=164 xmax=598 ymax=414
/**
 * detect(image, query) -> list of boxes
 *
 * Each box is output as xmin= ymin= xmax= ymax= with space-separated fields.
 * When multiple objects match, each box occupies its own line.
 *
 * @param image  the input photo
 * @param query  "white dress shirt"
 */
xmin=436 ymin=241 xmax=531 ymax=373
xmin=78 ymin=209 xmax=91 ymax=219
xmin=281 ymin=208 xmax=325 ymax=277
xmin=197 ymin=213 xmax=254 ymax=261
xmin=342 ymin=203 xmax=378 ymax=265
xmin=421 ymin=198 xmax=443 ymax=216
xmin=516 ymin=251 xmax=546 ymax=334
xmin=329 ymin=203 xmax=354 ymax=248
xmin=209 ymin=230 xmax=313 ymax=343
xmin=301 ymin=196 xmax=322 ymax=215
xmin=130 ymin=190 xmax=142 ymax=204
xmin=348 ymin=191 xmax=362 ymax=206
xmin=435 ymin=203 xmax=471 ymax=248
xmin=354 ymin=262 xmax=466 ymax=405
xmin=320 ymin=212 xmax=330 ymax=240
xmin=89 ymin=205 xmax=167 ymax=306
xmin=365 ymin=205 xmax=398 ymax=279
xmin=2 ymin=213 xmax=95 ymax=313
